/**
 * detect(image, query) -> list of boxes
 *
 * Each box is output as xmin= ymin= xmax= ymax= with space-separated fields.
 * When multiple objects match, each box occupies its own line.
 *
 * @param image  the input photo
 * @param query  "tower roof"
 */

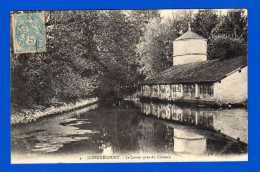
xmin=175 ymin=30 xmax=205 ymax=41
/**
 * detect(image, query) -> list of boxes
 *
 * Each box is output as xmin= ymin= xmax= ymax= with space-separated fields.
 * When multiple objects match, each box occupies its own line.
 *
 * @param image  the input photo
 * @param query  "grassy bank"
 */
xmin=11 ymin=97 xmax=98 ymax=125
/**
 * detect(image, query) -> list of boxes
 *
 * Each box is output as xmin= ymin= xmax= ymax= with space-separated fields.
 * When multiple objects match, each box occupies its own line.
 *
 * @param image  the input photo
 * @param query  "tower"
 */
xmin=173 ymin=25 xmax=207 ymax=66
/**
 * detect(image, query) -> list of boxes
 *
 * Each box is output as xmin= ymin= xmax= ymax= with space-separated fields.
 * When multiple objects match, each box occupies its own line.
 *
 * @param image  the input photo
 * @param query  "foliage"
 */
xmin=11 ymin=10 xmax=157 ymax=107
xmin=11 ymin=10 xmax=248 ymax=108
xmin=211 ymin=10 xmax=247 ymax=41
xmin=208 ymin=10 xmax=247 ymax=60
xmin=11 ymin=54 xmax=53 ymax=106
xmin=46 ymin=11 xmax=103 ymax=101
xmin=208 ymin=35 xmax=247 ymax=60
xmin=93 ymin=10 xmax=151 ymax=98
xmin=191 ymin=10 xmax=219 ymax=39
xmin=136 ymin=9 xmax=247 ymax=78
xmin=11 ymin=11 xmax=105 ymax=107
xmin=136 ymin=17 xmax=178 ymax=77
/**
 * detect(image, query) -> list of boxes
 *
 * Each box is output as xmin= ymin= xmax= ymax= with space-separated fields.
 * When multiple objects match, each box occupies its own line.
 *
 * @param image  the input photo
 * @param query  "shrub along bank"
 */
xmin=11 ymin=97 xmax=98 ymax=125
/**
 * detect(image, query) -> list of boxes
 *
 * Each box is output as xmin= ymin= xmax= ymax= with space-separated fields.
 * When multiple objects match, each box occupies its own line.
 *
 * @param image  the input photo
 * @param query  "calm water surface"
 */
xmin=12 ymin=101 xmax=247 ymax=161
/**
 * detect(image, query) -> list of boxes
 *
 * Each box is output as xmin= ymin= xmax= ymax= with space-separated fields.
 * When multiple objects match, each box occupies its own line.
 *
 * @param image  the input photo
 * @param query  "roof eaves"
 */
xmin=217 ymin=65 xmax=247 ymax=81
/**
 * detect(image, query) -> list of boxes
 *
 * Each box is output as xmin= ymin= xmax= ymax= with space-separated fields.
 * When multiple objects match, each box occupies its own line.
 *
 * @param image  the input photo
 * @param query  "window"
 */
xmin=144 ymin=85 xmax=151 ymax=96
xmin=183 ymin=84 xmax=195 ymax=97
xmin=199 ymin=83 xmax=214 ymax=97
xmin=160 ymin=85 xmax=166 ymax=93
xmin=177 ymin=84 xmax=181 ymax=92
xmin=153 ymin=85 xmax=158 ymax=96
xmin=171 ymin=84 xmax=181 ymax=92
xmin=170 ymin=84 xmax=181 ymax=97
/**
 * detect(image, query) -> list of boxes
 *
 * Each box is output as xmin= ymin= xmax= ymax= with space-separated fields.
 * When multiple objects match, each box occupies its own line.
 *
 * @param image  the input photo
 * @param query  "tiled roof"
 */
xmin=143 ymin=56 xmax=247 ymax=85
xmin=175 ymin=31 xmax=205 ymax=41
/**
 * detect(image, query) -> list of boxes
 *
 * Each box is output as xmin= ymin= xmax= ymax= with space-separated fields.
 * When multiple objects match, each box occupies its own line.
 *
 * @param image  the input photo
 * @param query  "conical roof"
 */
xmin=175 ymin=30 xmax=205 ymax=41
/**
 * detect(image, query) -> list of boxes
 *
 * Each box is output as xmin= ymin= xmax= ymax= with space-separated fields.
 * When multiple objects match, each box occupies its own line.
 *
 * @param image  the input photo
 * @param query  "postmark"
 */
xmin=12 ymin=12 xmax=46 ymax=53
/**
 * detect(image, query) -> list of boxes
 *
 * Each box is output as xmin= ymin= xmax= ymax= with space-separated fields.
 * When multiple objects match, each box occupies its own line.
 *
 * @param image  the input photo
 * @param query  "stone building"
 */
xmin=140 ymin=28 xmax=247 ymax=105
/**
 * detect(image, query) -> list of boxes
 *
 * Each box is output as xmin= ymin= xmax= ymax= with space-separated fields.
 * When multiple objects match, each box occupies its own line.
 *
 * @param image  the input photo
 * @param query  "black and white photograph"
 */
xmin=11 ymin=9 xmax=248 ymax=163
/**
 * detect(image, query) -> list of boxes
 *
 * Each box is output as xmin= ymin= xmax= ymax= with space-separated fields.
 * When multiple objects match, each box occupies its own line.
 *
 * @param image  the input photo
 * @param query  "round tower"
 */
xmin=173 ymin=26 xmax=207 ymax=66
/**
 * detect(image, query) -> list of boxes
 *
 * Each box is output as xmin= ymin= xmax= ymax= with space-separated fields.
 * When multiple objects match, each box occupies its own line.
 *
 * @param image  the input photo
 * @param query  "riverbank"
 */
xmin=11 ymin=97 xmax=98 ymax=126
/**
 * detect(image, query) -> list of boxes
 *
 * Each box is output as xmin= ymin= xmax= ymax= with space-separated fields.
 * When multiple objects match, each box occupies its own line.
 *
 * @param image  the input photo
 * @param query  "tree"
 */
xmin=208 ymin=10 xmax=247 ymax=59
xmin=94 ymin=10 xmax=148 ymax=98
xmin=44 ymin=11 xmax=104 ymax=101
xmin=208 ymin=35 xmax=247 ymax=60
xmin=136 ymin=15 xmax=188 ymax=77
xmin=211 ymin=9 xmax=247 ymax=41
xmin=11 ymin=10 xmax=153 ymax=106
xmin=191 ymin=10 xmax=219 ymax=39
xmin=11 ymin=11 xmax=105 ymax=107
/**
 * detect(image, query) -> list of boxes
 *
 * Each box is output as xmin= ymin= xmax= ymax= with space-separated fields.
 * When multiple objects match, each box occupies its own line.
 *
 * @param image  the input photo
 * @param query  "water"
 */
xmin=11 ymin=101 xmax=247 ymax=163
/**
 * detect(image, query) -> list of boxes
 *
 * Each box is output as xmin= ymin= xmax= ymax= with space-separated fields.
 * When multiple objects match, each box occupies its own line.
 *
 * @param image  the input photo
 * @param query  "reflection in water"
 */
xmin=12 ymin=101 xmax=247 ymax=162
xmin=141 ymin=103 xmax=214 ymax=129
xmin=174 ymin=129 xmax=206 ymax=154
xmin=140 ymin=102 xmax=248 ymax=144
xmin=12 ymin=104 xmax=99 ymax=154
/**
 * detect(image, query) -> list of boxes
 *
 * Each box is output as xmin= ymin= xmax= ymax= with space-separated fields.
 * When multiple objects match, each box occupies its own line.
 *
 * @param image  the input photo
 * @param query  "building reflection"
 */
xmin=136 ymin=117 xmax=208 ymax=155
xmin=96 ymin=101 xmax=247 ymax=155
xmin=141 ymin=102 xmax=214 ymax=129
xmin=136 ymin=118 xmax=174 ymax=153
xmin=136 ymin=116 xmax=247 ymax=155
xmin=139 ymin=101 xmax=248 ymax=144
xmin=174 ymin=128 xmax=206 ymax=154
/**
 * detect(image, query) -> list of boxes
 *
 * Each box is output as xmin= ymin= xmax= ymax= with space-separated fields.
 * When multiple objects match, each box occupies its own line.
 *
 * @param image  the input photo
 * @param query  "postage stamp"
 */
xmin=12 ymin=12 xmax=46 ymax=53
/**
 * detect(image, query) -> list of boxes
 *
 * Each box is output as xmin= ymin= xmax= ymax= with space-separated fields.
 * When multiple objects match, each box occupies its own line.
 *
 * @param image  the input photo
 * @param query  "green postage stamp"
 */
xmin=12 ymin=12 xmax=46 ymax=53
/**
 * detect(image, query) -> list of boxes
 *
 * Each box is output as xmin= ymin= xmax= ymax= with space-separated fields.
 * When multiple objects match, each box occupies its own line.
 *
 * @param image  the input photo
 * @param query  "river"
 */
xmin=11 ymin=101 xmax=248 ymax=163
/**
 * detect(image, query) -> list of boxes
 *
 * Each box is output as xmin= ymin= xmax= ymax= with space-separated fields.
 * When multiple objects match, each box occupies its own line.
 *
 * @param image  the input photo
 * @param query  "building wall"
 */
xmin=142 ymin=84 xmax=183 ymax=100
xmin=173 ymin=39 xmax=207 ymax=65
xmin=213 ymin=66 xmax=248 ymax=104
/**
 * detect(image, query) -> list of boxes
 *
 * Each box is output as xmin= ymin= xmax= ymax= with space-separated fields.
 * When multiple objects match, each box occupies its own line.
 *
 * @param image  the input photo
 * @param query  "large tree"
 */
xmin=94 ymin=10 xmax=151 ymax=98
xmin=211 ymin=10 xmax=247 ymax=41
xmin=11 ymin=11 xmax=105 ymax=107
xmin=191 ymin=10 xmax=219 ymax=39
xmin=209 ymin=10 xmax=247 ymax=59
xmin=136 ymin=14 xmax=188 ymax=77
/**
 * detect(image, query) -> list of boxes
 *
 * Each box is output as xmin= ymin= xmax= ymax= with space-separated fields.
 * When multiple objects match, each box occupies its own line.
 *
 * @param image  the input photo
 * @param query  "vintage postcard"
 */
xmin=11 ymin=9 xmax=248 ymax=163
